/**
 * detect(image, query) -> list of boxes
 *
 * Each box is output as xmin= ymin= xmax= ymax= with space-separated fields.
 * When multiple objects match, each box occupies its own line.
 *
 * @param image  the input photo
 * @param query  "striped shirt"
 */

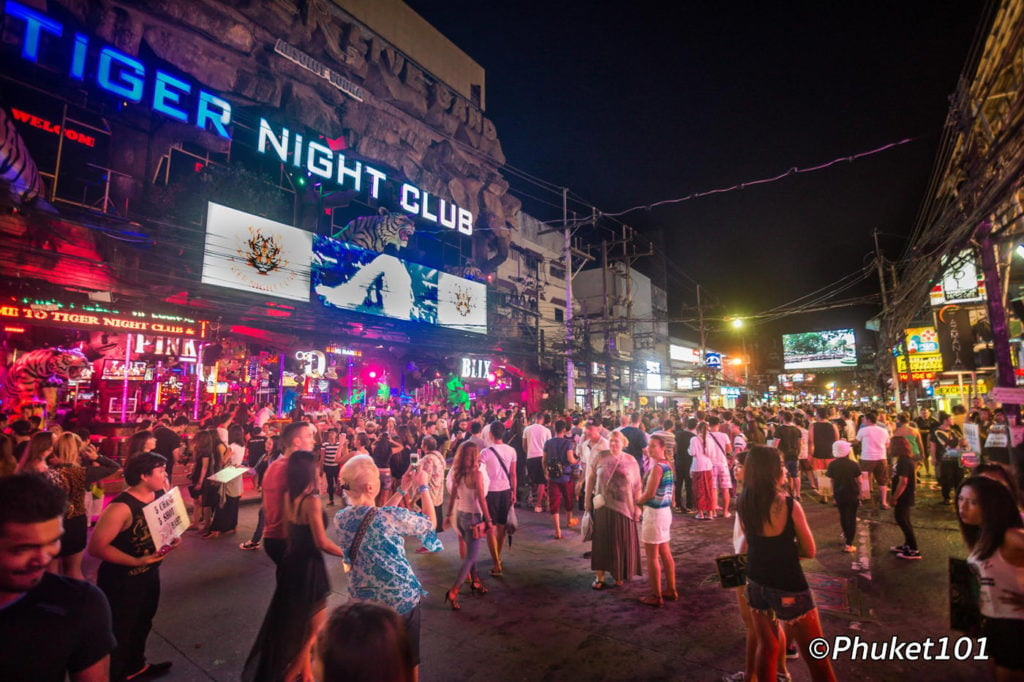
xmin=322 ymin=443 xmax=340 ymax=466
xmin=643 ymin=461 xmax=675 ymax=509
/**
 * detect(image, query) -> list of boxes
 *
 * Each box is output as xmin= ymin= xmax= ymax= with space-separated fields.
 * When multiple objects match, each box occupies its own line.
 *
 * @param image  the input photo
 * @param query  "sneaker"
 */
xmin=889 ymin=545 xmax=908 ymax=553
xmin=239 ymin=541 xmax=260 ymax=551
xmin=786 ymin=643 xmax=799 ymax=659
xmin=897 ymin=550 xmax=923 ymax=560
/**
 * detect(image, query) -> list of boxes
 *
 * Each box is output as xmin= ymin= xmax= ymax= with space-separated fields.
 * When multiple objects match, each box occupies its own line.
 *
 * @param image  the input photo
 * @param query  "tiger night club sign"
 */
xmin=2 ymin=0 xmax=475 ymax=236
xmin=256 ymin=119 xmax=474 ymax=235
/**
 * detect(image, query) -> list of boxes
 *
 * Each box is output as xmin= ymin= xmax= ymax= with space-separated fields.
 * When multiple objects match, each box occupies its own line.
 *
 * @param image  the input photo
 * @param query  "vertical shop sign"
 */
xmin=935 ymin=305 xmax=975 ymax=371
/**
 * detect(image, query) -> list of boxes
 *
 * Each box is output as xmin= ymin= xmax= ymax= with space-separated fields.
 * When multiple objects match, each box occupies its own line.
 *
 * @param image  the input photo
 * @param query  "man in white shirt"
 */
xmin=522 ymin=413 xmax=552 ymax=513
xmin=254 ymin=403 xmax=273 ymax=428
xmin=479 ymin=422 xmax=517 ymax=575
xmin=856 ymin=411 xmax=891 ymax=509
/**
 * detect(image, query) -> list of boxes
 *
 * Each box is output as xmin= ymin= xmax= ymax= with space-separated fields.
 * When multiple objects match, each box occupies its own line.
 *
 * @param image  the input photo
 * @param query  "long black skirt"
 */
xmin=208 ymin=495 xmax=240 ymax=533
xmin=590 ymin=506 xmax=642 ymax=581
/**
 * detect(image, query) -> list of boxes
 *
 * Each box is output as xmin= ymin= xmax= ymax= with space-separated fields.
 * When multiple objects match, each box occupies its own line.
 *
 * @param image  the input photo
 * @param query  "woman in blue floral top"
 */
xmin=335 ymin=455 xmax=441 ymax=678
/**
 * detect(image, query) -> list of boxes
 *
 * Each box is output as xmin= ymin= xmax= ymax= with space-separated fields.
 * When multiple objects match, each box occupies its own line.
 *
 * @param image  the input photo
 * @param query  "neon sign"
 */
xmin=0 ymin=302 xmax=209 ymax=338
xmin=461 ymin=358 xmax=492 ymax=380
xmin=4 ymin=0 xmax=475 ymax=235
xmin=4 ymin=0 xmax=232 ymax=138
xmin=257 ymin=119 xmax=474 ymax=235
xmin=10 ymin=107 xmax=96 ymax=147
xmin=295 ymin=350 xmax=327 ymax=378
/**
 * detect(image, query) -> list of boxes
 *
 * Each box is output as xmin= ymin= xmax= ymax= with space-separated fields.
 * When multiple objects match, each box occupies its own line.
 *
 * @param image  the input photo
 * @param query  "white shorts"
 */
xmin=641 ymin=505 xmax=672 ymax=545
xmin=713 ymin=464 xmax=733 ymax=489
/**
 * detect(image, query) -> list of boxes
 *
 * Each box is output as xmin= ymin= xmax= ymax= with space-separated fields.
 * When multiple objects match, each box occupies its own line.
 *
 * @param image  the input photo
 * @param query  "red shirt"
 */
xmin=262 ymin=457 xmax=288 ymax=539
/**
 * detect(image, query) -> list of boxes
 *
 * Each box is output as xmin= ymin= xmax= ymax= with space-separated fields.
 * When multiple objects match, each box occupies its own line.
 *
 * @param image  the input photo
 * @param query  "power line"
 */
xmin=602 ymin=137 xmax=917 ymax=218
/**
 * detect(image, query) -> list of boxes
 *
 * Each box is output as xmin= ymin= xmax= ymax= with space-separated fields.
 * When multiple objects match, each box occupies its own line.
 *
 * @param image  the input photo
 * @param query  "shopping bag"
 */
xmin=859 ymin=473 xmax=871 ymax=500
xmin=505 ymin=505 xmax=518 ymax=540
xmin=716 ymin=553 xmax=748 ymax=588
xmin=579 ymin=511 xmax=593 ymax=542
xmin=815 ymin=470 xmax=833 ymax=498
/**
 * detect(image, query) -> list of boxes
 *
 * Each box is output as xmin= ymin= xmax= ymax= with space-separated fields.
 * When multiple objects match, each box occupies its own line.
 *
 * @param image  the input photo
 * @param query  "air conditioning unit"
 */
xmin=615 ymin=333 xmax=634 ymax=354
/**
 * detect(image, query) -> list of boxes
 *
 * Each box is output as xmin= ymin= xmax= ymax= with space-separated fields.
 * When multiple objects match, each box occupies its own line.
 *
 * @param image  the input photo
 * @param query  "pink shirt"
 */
xmin=262 ymin=457 xmax=288 ymax=539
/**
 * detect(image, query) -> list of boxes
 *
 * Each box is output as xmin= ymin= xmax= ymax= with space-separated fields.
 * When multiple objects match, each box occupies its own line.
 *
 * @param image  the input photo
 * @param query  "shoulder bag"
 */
xmin=486 ymin=447 xmax=518 ymax=539
xmin=343 ymin=506 xmax=378 ymax=574
xmin=592 ymin=453 xmax=623 ymax=510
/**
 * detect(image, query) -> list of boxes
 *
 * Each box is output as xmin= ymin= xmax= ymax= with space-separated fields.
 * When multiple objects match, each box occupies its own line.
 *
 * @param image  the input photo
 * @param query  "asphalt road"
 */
xmin=80 ymin=470 xmax=985 ymax=682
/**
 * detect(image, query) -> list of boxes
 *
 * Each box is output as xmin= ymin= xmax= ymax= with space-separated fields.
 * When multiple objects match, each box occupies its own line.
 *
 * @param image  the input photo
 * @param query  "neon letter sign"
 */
xmin=4 ymin=0 xmax=232 ymax=138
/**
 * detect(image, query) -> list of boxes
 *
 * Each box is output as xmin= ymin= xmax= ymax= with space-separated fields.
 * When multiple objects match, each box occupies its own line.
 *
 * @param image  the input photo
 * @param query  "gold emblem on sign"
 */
xmin=244 ymin=226 xmax=284 ymax=275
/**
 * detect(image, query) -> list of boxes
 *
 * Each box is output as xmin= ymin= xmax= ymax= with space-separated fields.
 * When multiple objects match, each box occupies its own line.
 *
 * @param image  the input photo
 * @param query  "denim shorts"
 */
xmin=784 ymin=460 xmax=799 ymax=479
xmin=746 ymin=578 xmax=816 ymax=622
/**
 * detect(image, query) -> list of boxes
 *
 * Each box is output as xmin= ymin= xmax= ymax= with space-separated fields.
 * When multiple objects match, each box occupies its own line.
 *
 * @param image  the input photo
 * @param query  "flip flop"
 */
xmin=490 ymin=566 xmax=503 ymax=576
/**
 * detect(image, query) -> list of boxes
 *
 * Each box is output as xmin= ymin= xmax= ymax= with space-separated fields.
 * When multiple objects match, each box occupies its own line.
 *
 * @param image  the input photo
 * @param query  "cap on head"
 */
xmin=832 ymin=441 xmax=852 ymax=458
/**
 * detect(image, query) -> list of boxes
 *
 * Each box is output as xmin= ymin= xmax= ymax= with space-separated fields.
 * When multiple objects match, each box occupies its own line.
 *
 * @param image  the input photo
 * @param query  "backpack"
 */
xmin=545 ymin=438 xmax=571 ymax=478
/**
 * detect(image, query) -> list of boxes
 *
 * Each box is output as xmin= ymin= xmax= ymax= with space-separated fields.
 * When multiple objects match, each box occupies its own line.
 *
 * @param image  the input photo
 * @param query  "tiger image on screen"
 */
xmin=332 ymin=207 xmax=415 ymax=253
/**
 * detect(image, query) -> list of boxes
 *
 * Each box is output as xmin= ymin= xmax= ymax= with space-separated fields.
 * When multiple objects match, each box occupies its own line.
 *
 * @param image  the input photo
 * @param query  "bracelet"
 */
xmin=397 ymin=488 xmax=408 ymax=497
xmin=417 ymin=485 xmax=430 ymax=495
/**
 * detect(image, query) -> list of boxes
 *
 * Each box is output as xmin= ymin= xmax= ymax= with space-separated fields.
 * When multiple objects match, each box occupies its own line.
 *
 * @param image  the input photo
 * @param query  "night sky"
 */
xmin=405 ymin=3 xmax=986 ymax=328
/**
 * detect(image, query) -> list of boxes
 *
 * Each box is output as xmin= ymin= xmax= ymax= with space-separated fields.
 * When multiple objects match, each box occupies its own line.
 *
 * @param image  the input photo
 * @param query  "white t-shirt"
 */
xmin=255 ymin=407 xmax=272 ymax=427
xmin=522 ymin=423 xmax=552 ymax=459
xmin=856 ymin=424 xmax=890 ymax=461
xmin=689 ymin=432 xmax=728 ymax=472
xmin=479 ymin=443 xmax=516 ymax=492
xmin=577 ymin=436 xmax=610 ymax=472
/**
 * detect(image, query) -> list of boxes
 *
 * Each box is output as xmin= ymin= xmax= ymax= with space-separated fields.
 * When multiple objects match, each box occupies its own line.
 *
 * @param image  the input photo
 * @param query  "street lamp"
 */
xmin=731 ymin=317 xmax=744 ymax=329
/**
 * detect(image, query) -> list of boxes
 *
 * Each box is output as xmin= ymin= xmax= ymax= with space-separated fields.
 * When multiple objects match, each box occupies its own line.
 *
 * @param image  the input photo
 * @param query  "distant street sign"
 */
xmin=990 ymin=386 xmax=1024 ymax=403
xmin=705 ymin=352 xmax=722 ymax=368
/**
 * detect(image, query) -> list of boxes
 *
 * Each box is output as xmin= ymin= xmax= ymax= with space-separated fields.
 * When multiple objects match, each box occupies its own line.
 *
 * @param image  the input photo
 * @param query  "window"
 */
xmin=554 ymin=308 xmax=564 ymax=322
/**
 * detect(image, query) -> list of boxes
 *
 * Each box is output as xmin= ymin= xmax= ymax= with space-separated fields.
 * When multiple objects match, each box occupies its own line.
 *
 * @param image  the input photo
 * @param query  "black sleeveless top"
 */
xmin=102 ymin=490 xmax=163 ymax=578
xmin=811 ymin=421 xmax=837 ymax=459
xmin=746 ymin=496 xmax=808 ymax=592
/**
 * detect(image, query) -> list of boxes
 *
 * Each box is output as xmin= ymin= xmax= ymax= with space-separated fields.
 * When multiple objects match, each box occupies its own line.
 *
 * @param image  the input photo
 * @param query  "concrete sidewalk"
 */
xmin=81 ymin=474 xmax=984 ymax=681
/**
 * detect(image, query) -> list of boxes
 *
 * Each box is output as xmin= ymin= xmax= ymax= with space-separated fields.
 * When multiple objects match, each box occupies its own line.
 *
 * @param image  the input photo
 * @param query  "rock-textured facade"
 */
xmin=52 ymin=0 xmax=517 ymax=270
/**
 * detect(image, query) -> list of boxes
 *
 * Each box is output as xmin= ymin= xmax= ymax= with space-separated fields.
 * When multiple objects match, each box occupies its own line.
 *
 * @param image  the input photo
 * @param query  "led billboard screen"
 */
xmin=782 ymin=329 xmax=857 ymax=370
xmin=311 ymin=236 xmax=487 ymax=334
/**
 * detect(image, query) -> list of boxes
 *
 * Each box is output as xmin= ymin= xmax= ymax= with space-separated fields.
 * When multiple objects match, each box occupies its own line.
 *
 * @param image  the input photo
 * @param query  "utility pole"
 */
xmin=874 ymin=229 xmax=901 ymax=406
xmin=602 ymin=238 xmax=611 ymax=404
xmin=698 ymin=284 xmax=709 ymax=407
xmin=563 ymin=188 xmax=575 ymax=411
xmin=978 ymin=221 xmax=1020 ymax=422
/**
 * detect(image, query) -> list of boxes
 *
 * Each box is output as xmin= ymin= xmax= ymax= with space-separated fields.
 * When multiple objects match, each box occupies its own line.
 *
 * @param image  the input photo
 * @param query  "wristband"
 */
xmin=417 ymin=485 xmax=430 ymax=495
xmin=397 ymin=488 xmax=408 ymax=497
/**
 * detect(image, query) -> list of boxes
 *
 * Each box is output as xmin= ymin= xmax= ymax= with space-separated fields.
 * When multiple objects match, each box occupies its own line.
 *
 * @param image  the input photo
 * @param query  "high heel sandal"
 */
xmin=470 ymin=579 xmax=488 ymax=594
xmin=444 ymin=589 xmax=461 ymax=610
xmin=639 ymin=595 xmax=664 ymax=607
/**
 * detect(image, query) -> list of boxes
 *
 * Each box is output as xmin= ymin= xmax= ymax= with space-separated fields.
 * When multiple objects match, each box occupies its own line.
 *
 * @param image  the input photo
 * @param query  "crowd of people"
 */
xmin=1 ymin=397 xmax=1023 ymax=681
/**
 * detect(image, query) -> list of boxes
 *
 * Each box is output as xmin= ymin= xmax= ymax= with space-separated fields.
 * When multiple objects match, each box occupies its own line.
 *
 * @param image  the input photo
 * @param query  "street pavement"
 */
xmin=80 ymin=471 xmax=986 ymax=681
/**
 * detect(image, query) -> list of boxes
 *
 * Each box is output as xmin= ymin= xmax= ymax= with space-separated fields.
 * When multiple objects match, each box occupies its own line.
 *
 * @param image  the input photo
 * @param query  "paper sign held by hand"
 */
xmin=207 ymin=466 xmax=249 ymax=484
xmin=143 ymin=487 xmax=189 ymax=551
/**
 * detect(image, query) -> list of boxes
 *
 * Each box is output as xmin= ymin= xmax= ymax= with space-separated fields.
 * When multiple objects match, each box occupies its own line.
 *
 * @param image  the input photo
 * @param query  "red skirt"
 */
xmin=692 ymin=470 xmax=714 ymax=512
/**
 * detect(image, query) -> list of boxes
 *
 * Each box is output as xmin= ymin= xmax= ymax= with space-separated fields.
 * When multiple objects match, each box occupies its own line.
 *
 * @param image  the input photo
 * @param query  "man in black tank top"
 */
xmin=88 ymin=453 xmax=179 ymax=681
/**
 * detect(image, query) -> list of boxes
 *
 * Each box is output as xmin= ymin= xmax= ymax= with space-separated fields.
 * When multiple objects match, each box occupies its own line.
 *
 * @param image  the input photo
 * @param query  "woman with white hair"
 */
xmin=335 ymin=455 xmax=441 ymax=680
